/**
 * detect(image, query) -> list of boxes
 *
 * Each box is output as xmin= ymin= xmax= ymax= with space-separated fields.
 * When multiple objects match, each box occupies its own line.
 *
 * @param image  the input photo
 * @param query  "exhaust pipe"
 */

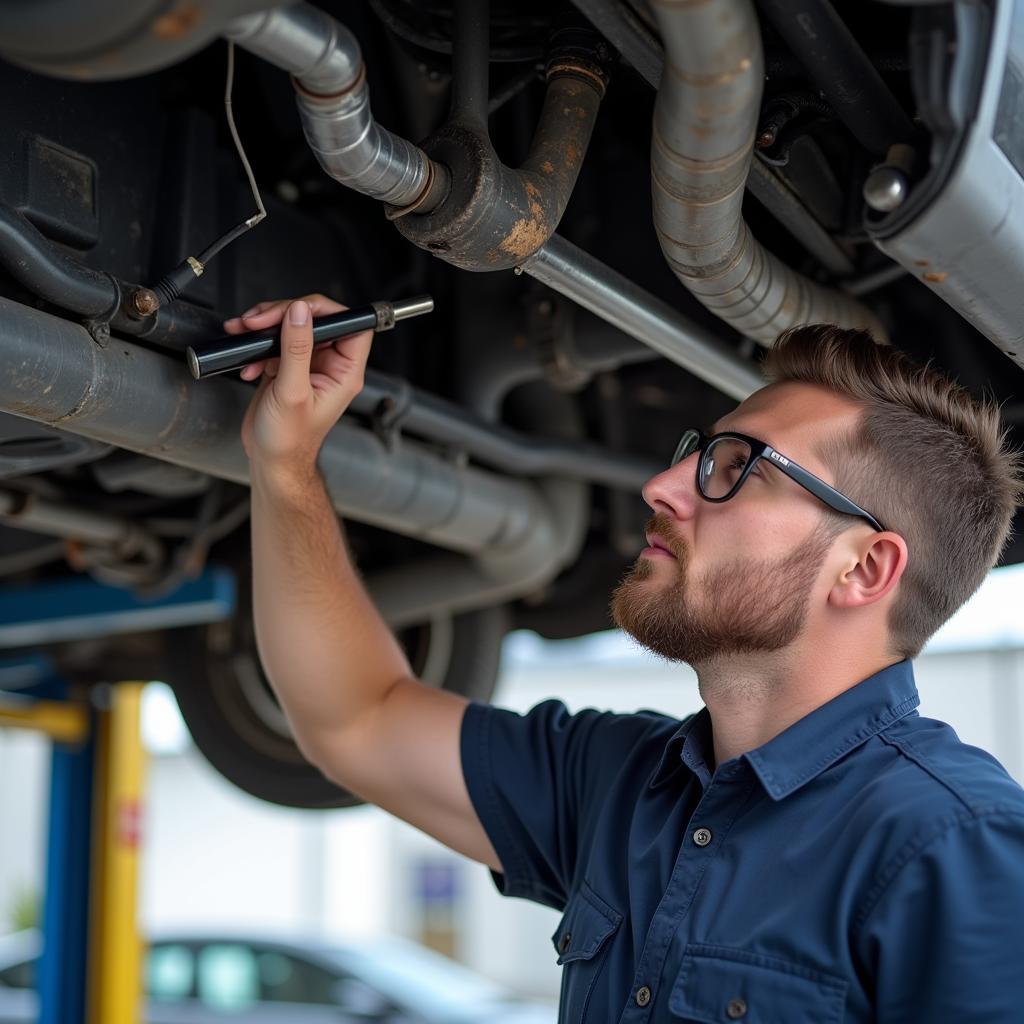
xmin=0 ymin=297 xmax=586 ymax=627
xmin=225 ymin=4 xmax=450 ymax=214
xmin=649 ymin=0 xmax=886 ymax=345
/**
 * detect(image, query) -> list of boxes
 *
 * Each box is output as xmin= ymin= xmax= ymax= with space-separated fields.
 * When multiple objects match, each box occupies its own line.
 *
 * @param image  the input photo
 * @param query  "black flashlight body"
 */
xmin=186 ymin=296 xmax=434 ymax=379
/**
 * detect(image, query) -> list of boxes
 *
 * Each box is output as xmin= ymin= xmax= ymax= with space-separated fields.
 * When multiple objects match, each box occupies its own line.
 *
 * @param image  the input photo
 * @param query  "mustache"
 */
xmin=644 ymin=512 xmax=688 ymax=562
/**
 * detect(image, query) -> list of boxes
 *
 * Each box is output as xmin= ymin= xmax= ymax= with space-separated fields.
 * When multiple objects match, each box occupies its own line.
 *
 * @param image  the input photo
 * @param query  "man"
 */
xmin=224 ymin=294 xmax=1024 ymax=1022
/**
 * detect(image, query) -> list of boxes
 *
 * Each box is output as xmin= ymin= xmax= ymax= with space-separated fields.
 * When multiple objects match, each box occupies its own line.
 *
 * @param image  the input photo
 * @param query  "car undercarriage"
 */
xmin=0 ymin=0 xmax=1022 ymax=807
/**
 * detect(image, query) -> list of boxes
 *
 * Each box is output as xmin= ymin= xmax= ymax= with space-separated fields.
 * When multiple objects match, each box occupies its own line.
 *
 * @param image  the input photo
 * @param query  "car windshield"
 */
xmin=333 ymin=938 xmax=514 ymax=1020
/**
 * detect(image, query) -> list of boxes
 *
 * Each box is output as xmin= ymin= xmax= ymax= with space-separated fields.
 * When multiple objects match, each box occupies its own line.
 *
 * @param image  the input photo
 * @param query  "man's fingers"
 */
xmin=274 ymin=301 xmax=313 ymax=403
xmin=234 ymin=292 xmax=363 ymax=394
xmin=304 ymin=294 xmax=348 ymax=317
xmin=242 ymin=300 xmax=284 ymax=320
xmin=240 ymin=360 xmax=267 ymax=381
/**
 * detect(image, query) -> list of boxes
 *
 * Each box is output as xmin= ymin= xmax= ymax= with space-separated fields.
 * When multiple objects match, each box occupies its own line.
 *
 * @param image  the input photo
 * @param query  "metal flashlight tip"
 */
xmin=186 ymin=347 xmax=201 ymax=380
xmin=392 ymin=295 xmax=434 ymax=321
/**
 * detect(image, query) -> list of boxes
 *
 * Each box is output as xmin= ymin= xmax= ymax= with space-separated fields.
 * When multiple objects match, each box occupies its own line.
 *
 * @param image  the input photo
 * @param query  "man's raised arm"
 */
xmin=226 ymin=293 xmax=500 ymax=872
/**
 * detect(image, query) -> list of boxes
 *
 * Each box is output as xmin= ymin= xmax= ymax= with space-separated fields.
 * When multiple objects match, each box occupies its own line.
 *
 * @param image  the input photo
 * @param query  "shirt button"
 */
xmin=727 ymin=997 xmax=747 ymax=1018
xmin=693 ymin=827 xmax=713 ymax=847
xmin=559 ymin=932 xmax=571 ymax=953
xmin=635 ymin=985 xmax=651 ymax=1007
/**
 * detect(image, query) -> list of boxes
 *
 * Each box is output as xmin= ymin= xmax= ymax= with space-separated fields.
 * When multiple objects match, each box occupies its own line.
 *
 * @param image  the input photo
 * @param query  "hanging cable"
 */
xmin=148 ymin=41 xmax=267 ymax=309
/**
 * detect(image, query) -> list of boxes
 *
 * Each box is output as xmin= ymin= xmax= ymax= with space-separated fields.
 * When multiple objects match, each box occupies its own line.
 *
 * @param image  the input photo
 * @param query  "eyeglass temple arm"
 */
xmin=768 ymin=453 xmax=885 ymax=532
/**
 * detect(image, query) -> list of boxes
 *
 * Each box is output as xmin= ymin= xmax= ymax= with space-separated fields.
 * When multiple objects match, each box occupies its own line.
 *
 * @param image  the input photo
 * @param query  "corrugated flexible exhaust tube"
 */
xmin=649 ymin=0 xmax=887 ymax=344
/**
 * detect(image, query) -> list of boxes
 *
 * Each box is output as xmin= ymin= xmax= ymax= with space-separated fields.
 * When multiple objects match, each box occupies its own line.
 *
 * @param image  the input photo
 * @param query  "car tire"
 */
xmin=163 ymin=602 xmax=509 ymax=809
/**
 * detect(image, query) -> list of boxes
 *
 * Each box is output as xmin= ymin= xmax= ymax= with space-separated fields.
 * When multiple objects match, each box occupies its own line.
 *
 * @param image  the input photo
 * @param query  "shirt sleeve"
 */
xmin=460 ymin=698 xmax=676 ymax=911
xmin=853 ymin=809 xmax=1024 ymax=1022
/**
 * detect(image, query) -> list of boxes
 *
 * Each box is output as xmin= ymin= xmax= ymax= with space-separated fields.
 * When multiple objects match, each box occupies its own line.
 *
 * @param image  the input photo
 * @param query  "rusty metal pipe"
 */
xmin=649 ymin=0 xmax=886 ymax=344
xmin=393 ymin=29 xmax=610 ymax=270
xmin=0 ymin=296 xmax=590 ymax=626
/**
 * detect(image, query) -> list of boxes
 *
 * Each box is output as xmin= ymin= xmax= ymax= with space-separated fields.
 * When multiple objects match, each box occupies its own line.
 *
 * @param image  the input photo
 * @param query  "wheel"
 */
xmin=163 ymin=602 xmax=509 ymax=809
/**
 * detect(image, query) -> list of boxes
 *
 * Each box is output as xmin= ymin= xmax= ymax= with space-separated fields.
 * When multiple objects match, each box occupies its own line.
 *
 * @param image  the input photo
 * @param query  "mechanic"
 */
xmin=224 ymin=293 xmax=1024 ymax=1022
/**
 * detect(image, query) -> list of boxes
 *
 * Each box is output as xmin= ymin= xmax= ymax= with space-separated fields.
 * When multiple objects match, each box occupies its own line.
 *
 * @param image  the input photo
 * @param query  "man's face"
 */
xmin=610 ymin=382 xmax=862 ymax=666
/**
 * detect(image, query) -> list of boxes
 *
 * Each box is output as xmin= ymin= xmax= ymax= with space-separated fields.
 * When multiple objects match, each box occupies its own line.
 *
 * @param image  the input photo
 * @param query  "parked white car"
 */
xmin=0 ymin=929 xmax=556 ymax=1024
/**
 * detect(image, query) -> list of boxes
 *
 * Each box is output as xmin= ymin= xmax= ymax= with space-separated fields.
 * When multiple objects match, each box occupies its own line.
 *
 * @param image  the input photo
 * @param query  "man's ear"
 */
xmin=828 ymin=531 xmax=908 ymax=610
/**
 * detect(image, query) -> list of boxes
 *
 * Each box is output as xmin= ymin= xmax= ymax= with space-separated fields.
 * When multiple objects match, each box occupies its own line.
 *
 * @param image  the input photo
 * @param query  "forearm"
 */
xmin=249 ymin=461 xmax=413 ymax=761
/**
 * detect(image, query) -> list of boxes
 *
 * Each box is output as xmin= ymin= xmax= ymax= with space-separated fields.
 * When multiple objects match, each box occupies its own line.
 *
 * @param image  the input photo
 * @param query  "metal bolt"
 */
xmin=863 ymin=165 xmax=908 ymax=213
xmin=129 ymin=287 xmax=160 ymax=318
xmin=756 ymin=127 xmax=777 ymax=149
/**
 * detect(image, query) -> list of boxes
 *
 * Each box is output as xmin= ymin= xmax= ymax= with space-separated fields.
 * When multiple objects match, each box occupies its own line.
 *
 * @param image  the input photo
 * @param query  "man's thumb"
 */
xmin=275 ymin=301 xmax=313 ymax=403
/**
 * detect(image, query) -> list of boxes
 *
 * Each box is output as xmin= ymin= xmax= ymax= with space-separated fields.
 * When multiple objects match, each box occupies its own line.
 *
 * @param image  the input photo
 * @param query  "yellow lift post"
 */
xmin=87 ymin=682 xmax=148 ymax=1024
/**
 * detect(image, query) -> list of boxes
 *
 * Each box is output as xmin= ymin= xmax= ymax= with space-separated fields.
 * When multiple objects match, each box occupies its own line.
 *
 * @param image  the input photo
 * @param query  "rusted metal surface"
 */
xmin=128 ymin=287 xmax=160 ymax=318
xmin=394 ymin=38 xmax=609 ymax=271
xmin=152 ymin=3 xmax=204 ymax=42
xmin=0 ymin=1 xmax=271 ymax=81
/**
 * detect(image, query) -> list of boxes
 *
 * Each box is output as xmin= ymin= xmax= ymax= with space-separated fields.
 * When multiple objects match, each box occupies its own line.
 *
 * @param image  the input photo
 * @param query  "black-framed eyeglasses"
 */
xmin=671 ymin=429 xmax=886 ymax=532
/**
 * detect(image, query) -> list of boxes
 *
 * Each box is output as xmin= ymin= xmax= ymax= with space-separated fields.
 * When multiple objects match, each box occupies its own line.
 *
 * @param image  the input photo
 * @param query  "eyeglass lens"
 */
xmin=700 ymin=437 xmax=754 ymax=498
xmin=671 ymin=429 xmax=701 ymax=467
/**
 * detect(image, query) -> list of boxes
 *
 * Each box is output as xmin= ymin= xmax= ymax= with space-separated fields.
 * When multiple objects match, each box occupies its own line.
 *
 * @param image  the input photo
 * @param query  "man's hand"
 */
xmin=223 ymin=293 xmax=373 ymax=475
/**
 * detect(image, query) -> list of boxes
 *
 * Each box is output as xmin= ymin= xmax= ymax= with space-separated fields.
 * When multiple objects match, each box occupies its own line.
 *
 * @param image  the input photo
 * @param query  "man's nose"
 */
xmin=642 ymin=451 xmax=701 ymax=518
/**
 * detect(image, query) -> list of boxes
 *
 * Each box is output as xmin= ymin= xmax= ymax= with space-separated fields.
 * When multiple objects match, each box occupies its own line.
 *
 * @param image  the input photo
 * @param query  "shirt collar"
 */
xmin=649 ymin=709 xmax=712 ymax=790
xmin=649 ymin=660 xmax=920 ymax=798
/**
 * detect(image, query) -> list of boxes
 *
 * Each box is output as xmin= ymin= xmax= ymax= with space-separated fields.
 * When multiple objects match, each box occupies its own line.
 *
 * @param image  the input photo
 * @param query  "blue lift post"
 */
xmin=0 ymin=568 xmax=235 ymax=1024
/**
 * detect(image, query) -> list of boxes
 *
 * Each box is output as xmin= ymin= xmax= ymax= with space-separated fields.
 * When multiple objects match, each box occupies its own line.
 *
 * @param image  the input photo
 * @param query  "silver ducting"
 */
xmin=224 ymin=4 xmax=449 ymax=212
xmin=0 ymin=297 xmax=585 ymax=628
xmin=648 ymin=0 xmax=886 ymax=345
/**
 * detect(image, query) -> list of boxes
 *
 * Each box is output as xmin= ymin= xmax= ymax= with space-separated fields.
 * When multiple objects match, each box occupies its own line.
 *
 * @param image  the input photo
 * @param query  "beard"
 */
xmin=609 ymin=511 xmax=835 ymax=667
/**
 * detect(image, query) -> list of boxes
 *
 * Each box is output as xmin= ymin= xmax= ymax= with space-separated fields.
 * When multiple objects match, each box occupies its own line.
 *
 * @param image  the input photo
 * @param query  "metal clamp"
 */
xmin=82 ymin=272 xmax=122 ymax=347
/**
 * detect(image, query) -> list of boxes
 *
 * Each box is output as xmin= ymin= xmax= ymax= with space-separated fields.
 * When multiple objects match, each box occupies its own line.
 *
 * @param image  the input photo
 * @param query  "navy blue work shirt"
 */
xmin=460 ymin=660 xmax=1024 ymax=1022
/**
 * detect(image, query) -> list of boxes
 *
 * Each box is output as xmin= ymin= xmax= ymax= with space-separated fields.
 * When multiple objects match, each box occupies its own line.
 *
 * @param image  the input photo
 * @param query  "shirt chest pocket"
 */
xmin=669 ymin=944 xmax=848 ymax=1024
xmin=551 ymin=881 xmax=622 ymax=1024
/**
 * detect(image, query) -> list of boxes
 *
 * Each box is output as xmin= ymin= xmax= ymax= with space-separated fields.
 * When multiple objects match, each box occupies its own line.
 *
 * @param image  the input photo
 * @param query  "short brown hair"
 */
xmin=762 ymin=324 xmax=1024 ymax=659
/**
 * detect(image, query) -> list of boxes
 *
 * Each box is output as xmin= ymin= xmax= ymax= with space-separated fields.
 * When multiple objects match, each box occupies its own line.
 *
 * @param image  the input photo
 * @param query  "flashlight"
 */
xmin=186 ymin=295 xmax=434 ymax=380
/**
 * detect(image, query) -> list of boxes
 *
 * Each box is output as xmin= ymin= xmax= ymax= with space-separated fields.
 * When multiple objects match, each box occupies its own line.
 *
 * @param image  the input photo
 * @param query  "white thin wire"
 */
xmin=225 ymin=40 xmax=267 ymax=228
